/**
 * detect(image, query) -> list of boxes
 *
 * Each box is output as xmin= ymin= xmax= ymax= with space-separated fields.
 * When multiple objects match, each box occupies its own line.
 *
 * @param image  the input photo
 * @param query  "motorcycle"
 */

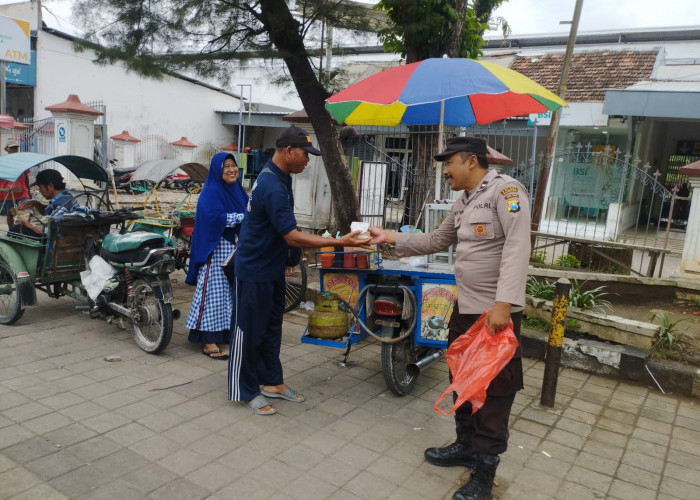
xmin=361 ymin=273 xmax=444 ymax=396
xmin=112 ymin=163 xmax=154 ymax=193
xmin=86 ymin=227 xmax=179 ymax=353
xmin=0 ymin=154 xmax=177 ymax=354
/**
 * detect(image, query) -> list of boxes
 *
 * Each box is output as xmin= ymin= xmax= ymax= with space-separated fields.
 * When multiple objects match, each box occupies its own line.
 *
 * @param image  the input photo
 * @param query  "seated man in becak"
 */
xmin=10 ymin=169 xmax=77 ymax=236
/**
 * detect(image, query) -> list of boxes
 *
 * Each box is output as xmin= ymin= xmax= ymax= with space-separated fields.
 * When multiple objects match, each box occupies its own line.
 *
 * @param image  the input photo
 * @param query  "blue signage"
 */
xmin=4 ymin=50 xmax=36 ymax=86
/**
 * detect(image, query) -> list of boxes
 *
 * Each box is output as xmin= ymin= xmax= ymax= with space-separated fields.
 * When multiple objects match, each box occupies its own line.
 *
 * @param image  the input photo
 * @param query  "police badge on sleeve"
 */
xmin=501 ymin=186 xmax=520 ymax=213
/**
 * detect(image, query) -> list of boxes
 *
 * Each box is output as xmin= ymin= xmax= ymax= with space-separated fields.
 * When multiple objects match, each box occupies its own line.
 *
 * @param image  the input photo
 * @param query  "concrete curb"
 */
xmin=307 ymin=277 xmax=699 ymax=398
xmin=521 ymin=327 xmax=700 ymax=399
xmin=525 ymin=297 xmax=659 ymax=350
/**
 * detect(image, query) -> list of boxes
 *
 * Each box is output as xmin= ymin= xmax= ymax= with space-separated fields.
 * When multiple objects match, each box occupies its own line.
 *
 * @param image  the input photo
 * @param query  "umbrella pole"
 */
xmin=434 ymin=100 xmax=445 ymax=200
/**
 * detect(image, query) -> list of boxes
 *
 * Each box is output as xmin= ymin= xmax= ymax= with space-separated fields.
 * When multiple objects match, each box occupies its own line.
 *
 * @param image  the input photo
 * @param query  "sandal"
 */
xmin=202 ymin=348 xmax=229 ymax=360
xmin=244 ymin=395 xmax=276 ymax=415
xmin=261 ymin=386 xmax=306 ymax=403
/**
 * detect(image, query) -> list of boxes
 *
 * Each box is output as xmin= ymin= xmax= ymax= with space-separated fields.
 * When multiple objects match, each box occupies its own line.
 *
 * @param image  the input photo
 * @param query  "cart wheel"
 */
xmin=284 ymin=263 xmax=307 ymax=313
xmin=381 ymin=336 xmax=424 ymax=396
xmin=129 ymin=278 xmax=173 ymax=353
xmin=71 ymin=192 xmax=113 ymax=211
xmin=0 ymin=259 xmax=24 ymax=325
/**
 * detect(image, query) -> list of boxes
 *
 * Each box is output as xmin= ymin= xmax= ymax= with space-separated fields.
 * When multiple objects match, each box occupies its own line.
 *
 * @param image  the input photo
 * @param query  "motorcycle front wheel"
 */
xmin=129 ymin=278 xmax=173 ymax=353
xmin=381 ymin=336 xmax=424 ymax=396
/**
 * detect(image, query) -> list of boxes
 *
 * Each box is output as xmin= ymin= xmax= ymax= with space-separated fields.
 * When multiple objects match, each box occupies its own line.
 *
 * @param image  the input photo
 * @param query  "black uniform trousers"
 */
xmin=228 ymin=276 xmax=285 ymax=402
xmin=446 ymin=307 xmax=523 ymax=456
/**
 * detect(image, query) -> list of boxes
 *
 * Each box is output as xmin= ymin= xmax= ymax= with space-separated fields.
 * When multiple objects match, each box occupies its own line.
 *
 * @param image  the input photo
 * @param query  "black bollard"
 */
xmin=540 ymin=277 xmax=571 ymax=407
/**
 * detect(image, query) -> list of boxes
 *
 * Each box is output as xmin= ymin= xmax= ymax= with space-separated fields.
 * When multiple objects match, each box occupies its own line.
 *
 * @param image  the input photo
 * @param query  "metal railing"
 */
xmin=347 ymin=127 xmax=683 ymax=278
xmin=19 ymin=116 xmax=55 ymax=155
xmin=135 ymin=135 xmax=177 ymax=165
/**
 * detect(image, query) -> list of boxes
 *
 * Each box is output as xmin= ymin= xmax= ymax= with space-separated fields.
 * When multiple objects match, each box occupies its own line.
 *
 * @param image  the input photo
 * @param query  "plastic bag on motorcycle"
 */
xmin=433 ymin=310 xmax=518 ymax=415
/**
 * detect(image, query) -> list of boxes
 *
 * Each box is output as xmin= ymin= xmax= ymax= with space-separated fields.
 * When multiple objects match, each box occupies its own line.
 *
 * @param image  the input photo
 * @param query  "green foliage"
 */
xmin=375 ymin=0 xmax=506 ymax=62
xmin=70 ymin=0 xmax=370 ymax=229
xmin=566 ymin=319 xmax=582 ymax=331
xmin=72 ymin=0 xmax=377 ymax=85
xmin=649 ymin=312 xmax=693 ymax=359
xmin=606 ymin=235 xmax=627 ymax=243
xmin=568 ymin=279 xmax=612 ymax=312
xmin=527 ymin=277 xmax=612 ymax=312
xmin=523 ymin=315 xmax=549 ymax=332
xmin=554 ymin=254 xmax=581 ymax=269
xmin=530 ymin=250 xmax=547 ymax=264
xmin=522 ymin=315 xmax=582 ymax=334
xmin=526 ymin=277 xmax=555 ymax=301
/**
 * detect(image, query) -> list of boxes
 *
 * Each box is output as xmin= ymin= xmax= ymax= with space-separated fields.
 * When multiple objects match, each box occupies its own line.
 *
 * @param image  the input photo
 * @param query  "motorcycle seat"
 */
xmin=102 ymin=231 xmax=166 ymax=253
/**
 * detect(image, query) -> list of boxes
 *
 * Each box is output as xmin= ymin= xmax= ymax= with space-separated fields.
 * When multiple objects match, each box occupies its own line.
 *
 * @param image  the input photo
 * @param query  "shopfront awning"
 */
xmin=603 ymin=81 xmax=700 ymax=119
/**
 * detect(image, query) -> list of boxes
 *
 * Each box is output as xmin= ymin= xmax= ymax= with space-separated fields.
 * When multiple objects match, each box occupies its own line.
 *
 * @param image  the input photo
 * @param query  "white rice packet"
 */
xmin=350 ymin=221 xmax=371 ymax=240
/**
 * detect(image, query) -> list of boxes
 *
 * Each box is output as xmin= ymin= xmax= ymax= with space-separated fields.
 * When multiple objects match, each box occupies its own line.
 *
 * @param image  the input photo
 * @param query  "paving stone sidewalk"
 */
xmin=1 ymin=270 xmax=699 ymax=500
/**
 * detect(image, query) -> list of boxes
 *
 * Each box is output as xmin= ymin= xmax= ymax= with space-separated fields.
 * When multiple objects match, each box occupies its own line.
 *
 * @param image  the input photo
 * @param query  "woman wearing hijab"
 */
xmin=185 ymin=152 xmax=248 ymax=359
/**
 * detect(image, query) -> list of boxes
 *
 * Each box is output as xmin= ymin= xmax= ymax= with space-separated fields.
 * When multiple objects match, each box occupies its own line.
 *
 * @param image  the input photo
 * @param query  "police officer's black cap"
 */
xmin=30 ymin=169 xmax=64 ymax=187
xmin=275 ymin=126 xmax=322 ymax=156
xmin=434 ymin=136 xmax=487 ymax=161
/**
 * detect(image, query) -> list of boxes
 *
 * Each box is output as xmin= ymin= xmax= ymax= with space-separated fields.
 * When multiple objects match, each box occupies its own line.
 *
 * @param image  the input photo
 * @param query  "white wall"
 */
xmin=0 ymin=1 xmax=39 ymax=29
xmin=34 ymin=31 xmax=241 ymax=148
xmin=232 ymin=52 xmax=401 ymax=110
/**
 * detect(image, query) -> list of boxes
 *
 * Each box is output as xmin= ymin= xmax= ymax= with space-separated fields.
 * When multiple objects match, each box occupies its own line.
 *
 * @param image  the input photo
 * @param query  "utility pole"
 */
xmin=530 ymin=0 xmax=584 ymax=245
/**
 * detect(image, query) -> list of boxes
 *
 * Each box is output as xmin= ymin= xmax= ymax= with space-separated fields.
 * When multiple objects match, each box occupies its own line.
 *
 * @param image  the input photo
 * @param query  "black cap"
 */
xmin=434 ymin=136 xmax=487 ymax=161
xmin=275 ymin=126 xmax=322 ymax=156
xmin=30 ymin=169 xmax=64 ymax=187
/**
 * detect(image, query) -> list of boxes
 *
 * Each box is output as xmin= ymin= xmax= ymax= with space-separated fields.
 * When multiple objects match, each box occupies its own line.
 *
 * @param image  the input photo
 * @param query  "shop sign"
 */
xmin=4 ymin=50 xmax=36 ymax=86
xmin=529 ymin=102 xmax=608 ymax=127
xmin=676 ymin=140 xmax=700 ymax=156
xmin=0 ymin=15 xmax=31 ymax=65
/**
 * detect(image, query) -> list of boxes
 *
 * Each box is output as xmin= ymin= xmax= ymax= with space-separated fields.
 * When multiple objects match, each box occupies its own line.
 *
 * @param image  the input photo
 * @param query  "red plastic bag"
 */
xmin=434 ymin=310 xmax=518 ymax=415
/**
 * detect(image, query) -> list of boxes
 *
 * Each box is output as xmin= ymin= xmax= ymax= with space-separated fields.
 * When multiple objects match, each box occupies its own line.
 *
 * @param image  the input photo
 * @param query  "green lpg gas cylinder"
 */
xmin=307 ymin=292 xmax=349 ymax=340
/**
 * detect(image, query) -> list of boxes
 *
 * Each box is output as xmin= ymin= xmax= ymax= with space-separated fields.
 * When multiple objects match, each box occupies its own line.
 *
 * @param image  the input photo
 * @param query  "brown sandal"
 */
xmin=202 ymin=348 xmax=229 ymax=360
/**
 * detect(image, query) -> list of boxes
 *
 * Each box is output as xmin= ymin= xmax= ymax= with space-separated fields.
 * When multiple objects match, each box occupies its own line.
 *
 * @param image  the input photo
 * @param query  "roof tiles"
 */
xmin=510 ymin=50 xmax=659 ymax=102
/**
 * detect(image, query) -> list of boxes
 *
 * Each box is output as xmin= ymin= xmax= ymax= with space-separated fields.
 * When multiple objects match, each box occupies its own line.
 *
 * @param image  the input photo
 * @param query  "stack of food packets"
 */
xmin=350 ymin=221 xmax=371 ymax=268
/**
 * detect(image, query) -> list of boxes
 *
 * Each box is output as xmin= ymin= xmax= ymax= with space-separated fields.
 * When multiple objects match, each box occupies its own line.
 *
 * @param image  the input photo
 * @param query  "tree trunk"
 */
xmin=407 ymin=125 xmax=442 ymax=227
xmin=259 ymin=0 xmax=361 ymax=233
xmin=445 ymin=0 xmax=469 ymax=57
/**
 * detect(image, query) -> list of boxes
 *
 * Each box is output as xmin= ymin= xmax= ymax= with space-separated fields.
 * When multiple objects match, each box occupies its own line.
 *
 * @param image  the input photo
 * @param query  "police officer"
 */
xmin=369 ymin=136 xmax=530 ymax=500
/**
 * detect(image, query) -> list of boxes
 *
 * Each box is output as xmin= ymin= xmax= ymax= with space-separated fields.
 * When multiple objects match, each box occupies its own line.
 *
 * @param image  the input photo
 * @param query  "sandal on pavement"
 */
xmin=244 ymin=395 xmax=276 ymax=415
xmin=202 ymin=348 xmax=229 ymax=360
xmin=261 ymin=387 xmax=306 ymax=403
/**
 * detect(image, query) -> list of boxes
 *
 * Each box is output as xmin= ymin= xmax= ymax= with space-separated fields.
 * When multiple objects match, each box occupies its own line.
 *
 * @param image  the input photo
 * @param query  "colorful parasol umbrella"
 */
xmin=325 ymin=58 xmax=566 ymax=197
xmin=325 ymin=58 xmax=566 ymax=127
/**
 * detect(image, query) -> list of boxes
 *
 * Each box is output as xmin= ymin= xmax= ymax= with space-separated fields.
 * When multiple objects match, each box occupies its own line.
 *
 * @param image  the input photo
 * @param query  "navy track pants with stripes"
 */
xmin=228 ymin=276 xmax=285 ymax=402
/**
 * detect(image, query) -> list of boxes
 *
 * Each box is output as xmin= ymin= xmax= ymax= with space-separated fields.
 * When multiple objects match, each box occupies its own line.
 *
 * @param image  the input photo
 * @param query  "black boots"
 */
xmin=424 ymin=439 xmax=479 ymax=468
xmin=452 ymin=454 xmax=500 ymax=500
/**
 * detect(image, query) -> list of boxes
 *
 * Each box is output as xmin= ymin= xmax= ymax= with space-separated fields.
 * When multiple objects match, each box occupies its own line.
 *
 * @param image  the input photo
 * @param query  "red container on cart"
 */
xmin=356 ymin=252 xmax=369 ymax=269
xmin=343 ymin=248 xmax=356 ymax=268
